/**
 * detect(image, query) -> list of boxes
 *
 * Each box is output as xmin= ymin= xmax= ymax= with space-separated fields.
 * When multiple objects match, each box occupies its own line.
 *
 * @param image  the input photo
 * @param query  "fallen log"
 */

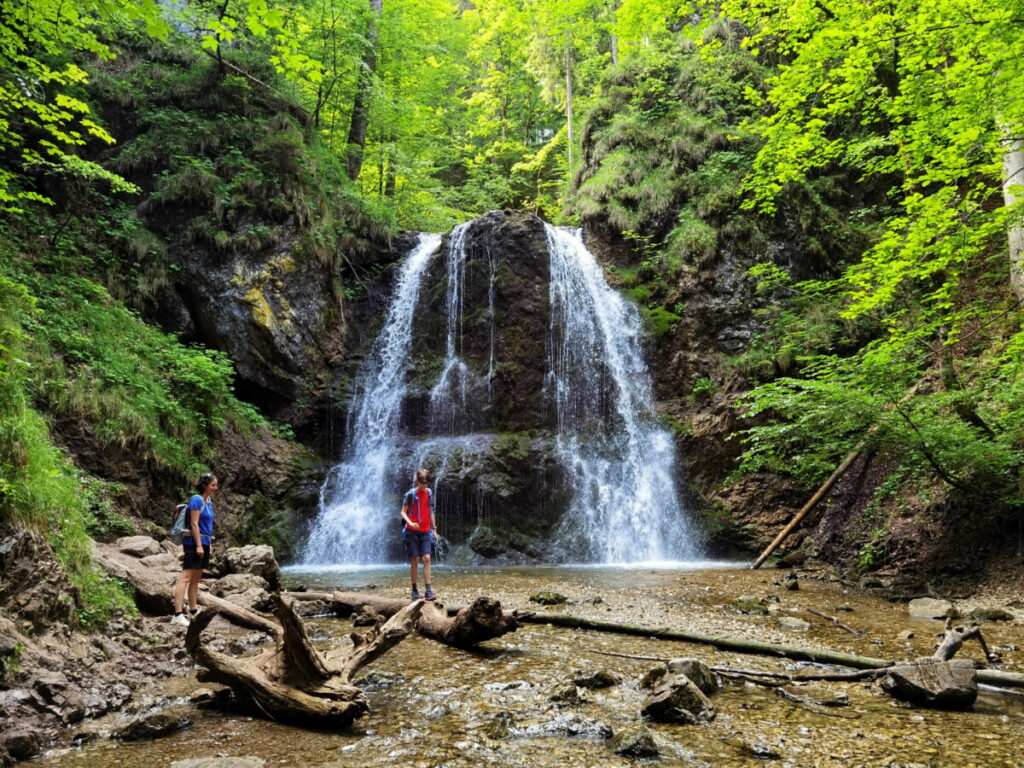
xmin=283 ymin=591 xmax=524 ymax=649
xmin=520 ymin=612 xmax=892 ymax=669
xmin=185 ymin=594 xmax=423 ymax=726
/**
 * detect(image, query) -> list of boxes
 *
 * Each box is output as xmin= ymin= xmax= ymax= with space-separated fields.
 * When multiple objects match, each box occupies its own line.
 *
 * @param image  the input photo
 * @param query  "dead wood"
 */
xmin=283 ymin=591 xmax=524 ymax=648
xmin=807 ymin=608 xmax=864 ymax=636
xmin=185 ymin=594 xmax=423 ymax=726
xmin=522 ymin=612 xmax=892 ymax=669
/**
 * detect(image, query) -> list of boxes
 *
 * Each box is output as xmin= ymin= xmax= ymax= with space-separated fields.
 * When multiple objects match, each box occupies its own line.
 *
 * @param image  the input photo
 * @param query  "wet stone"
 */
xmin=572 ymin=668 xmax=622 ymax=689
xmin=776 ymin=616 xmax=810 ymax=631
xmin=354 ymin=671 xmax=406 ymax=691
xmin=114 ymin=709 xmax=193 ymax=740
xmin=3 ymin=729 xmax=42 ymax=760
xmin=970 ymin=607 xmax=1014 ymax=621
xmin=529 ymin=592 xmax=568 ymax=606
xmin=733 ymin=596 xmax=769 ymax=615
xmin=547 ymin=683 xmax=585 ymax=707
xmin=170 ymin=760 xmax=267 ymax=768
xmin=641 ymin=674 xmax=715 ymax=724
xmin=639 ymin=665 xmax=668 ymax=690
xmin=511 ymin=713 xmax=612 ymax=739
xmin=907 ymin=598 xmax=956 ymax=619
xmin=611 ymin=725 xmax=659 ymax=758
xmin=666 ymin=659 xmax=718 ymax=695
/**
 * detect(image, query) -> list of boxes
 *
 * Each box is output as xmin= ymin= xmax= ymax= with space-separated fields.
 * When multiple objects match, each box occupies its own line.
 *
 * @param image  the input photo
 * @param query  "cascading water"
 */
xmin=302 ymin=233 xmax=441 ymax=564
xmin=544 ymin=225 xmax=698 ymax=563
xmin=302 ymin=216 xmax=699 ymax=566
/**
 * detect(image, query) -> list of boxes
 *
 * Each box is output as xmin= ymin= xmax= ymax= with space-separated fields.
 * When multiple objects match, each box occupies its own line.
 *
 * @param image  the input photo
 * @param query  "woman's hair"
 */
xmin=195 ymin=472 xmax=218 ymax=494
xmin=414 ymin=468 xmax=431 ymax=485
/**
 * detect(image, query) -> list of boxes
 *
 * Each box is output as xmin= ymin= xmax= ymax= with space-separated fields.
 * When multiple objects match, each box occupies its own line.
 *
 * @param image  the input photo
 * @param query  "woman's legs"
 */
xmin=173 ymin=569 xmax=190 ymax=613
xmin=186 ymin=569 xmax=202 ymax=611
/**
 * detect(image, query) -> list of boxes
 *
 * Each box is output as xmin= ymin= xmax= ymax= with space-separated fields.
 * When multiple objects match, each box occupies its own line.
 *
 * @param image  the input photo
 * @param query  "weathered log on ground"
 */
xmin=284 ymin=591 xmax=524 ymax=648
xmin=521 ymin=612 xmax=892 ymax=669
xmin=185 ymin=594 xmax=423 ymax=726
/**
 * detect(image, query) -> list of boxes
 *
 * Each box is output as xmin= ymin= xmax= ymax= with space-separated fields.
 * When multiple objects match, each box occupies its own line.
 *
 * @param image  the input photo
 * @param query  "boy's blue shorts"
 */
xmin=404 ymin=530 xmax=433 ymax=558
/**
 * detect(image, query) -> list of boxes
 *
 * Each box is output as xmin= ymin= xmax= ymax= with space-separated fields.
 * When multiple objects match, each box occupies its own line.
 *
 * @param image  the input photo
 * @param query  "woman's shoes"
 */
xmin=171 ymin=613 xmax=190 ymax=627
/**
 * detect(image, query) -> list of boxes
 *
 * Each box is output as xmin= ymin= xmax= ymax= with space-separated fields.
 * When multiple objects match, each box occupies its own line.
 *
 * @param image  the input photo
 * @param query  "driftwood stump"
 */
xmin=185 ymin=594 xmax=423 ymax=726
xmin=286 ymin=591 xmax=524 ymax=649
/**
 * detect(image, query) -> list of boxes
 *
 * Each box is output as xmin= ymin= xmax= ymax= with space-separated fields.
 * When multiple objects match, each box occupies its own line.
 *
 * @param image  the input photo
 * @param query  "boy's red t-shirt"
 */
xmin=407 ymin=487 xmax=432 ymax=532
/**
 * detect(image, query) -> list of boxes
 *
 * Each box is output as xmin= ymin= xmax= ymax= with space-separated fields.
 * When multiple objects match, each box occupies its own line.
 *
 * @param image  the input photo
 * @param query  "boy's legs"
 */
xmin=422 ymin=554 xmax=431 ymax=585
xmin=409 ymin=555 xmax=420 ymax=585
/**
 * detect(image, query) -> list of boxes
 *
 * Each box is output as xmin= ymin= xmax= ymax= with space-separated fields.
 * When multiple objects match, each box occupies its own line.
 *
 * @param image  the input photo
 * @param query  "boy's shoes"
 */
xmin=424 ymin=586 xmax=436 ymax=601
xmin=411 ymin=586 xmax=421 ymax=600
xmin=171 ymin=613 xmax=190 ymax=627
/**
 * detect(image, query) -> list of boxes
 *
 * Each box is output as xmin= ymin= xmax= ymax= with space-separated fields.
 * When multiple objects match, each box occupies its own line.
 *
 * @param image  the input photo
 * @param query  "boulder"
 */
xmin=116 ymin=536 xmax=163 ymax=558
xmin=219 ymin=546 xmax=281 ymax=590
xmin=880 ymin=658 xmax=977 ymax=710
xmin=351 ymin=605 xmax=381 ymax=627
xmin=3 ymin=729 xmax=42 ymax=760
xmin=641 ymin=674 xmax=715 ymax=724
xmin=666 ymin=659 xmax=719 ymax=695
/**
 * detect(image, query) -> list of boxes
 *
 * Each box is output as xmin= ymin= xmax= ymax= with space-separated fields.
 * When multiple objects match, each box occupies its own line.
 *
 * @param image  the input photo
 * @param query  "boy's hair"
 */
xmin=414 ymin=468 xmax=431 ymax=485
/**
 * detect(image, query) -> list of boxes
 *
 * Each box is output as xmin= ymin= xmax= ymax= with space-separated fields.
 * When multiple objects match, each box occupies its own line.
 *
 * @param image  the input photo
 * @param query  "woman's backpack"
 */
xmin=168 ymin=503 xmax=188 ymax=542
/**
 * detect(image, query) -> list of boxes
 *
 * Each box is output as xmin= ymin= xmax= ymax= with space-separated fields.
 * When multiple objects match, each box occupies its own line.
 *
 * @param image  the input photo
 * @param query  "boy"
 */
xmin=401 ymin=468 xmax=437 ymax=600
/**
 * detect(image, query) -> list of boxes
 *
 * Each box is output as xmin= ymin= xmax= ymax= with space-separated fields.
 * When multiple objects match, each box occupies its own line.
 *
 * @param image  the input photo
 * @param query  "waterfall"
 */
xmin=302 ymin=233 xmax=441 ymax=564
xmin=302 ymin=216 xmax=699 ymax=566
xmin=544 ymin=225 xmax=698 ymax=563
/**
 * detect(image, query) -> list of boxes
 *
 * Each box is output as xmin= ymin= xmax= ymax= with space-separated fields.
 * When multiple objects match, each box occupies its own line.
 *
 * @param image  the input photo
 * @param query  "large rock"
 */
xmin=880 ymin=658 xmax=977 ymax=710
xmin=666 ymin=659 xmax=719 ymax=695
xmin=116 ymin=536 xmax=163 ymax=558
xmin=219 ymin=546 xmax=281 ymax=590
xmin=641 ymin=674 xmax=715 ymax=724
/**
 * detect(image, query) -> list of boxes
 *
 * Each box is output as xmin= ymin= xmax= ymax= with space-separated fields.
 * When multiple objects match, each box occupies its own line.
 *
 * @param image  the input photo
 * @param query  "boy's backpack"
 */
xmin=168 ymin=502 xmax=188 ymax=542
xmin=402 ymin=486 xmax=433 ymax=529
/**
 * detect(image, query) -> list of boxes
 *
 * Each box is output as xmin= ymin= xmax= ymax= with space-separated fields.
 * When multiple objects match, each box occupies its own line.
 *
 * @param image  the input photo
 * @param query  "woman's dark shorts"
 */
xmin=404 ymin=530 xmax=433 ymax=558
xmin=182 ymin=544 xmax=211 ymax=571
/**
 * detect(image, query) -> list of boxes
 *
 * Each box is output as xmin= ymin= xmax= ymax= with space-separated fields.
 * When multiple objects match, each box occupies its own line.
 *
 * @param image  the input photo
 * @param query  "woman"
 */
xmin=172 ymin=472 xmax=218 ymax=627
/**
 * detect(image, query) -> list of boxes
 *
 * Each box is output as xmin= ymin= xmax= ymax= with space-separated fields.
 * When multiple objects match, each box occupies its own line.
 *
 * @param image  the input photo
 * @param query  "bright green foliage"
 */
xmin=699 ymin=0 xmax=1024 ymax=504
xmin=718 ymin=0 xmax=1024 ymax=318
xmin=0 ymin=274 xmax=137 ymax=629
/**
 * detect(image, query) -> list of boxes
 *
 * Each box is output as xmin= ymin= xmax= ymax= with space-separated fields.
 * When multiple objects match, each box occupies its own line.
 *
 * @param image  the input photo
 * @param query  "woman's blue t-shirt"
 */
xmin=182 ymin=494 xmax=214 ymax=546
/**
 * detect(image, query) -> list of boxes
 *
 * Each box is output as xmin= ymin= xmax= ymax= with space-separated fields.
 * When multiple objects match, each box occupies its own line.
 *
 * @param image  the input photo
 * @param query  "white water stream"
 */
xmin=302 ymin=219 xmax=698 ymax=565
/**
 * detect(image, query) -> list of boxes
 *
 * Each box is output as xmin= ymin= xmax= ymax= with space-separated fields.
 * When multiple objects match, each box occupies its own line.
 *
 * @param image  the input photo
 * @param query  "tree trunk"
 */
xmin=345 ymin=0 xmax=384 ymax=181
xmin=285 ymin=591 xmax=525 ymax=648
xmin=564 ymin=31 xmax=574 ymax=179
xmin=516 ymin=612 xmax=892 ymax=669
xmin=186 ymin=594 xmax=422 ymax=726
xmin=1001 ymin=123 xmax=1024 ymax=303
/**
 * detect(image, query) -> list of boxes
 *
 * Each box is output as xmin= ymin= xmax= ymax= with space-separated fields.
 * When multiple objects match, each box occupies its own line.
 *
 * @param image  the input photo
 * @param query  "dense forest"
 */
xmin=2 ymin=0 xmax=1023 ymax=629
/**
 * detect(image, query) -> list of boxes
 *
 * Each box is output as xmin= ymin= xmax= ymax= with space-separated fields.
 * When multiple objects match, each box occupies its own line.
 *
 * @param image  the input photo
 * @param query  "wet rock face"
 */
xmin=175 ymin=241 xmax=346 ymax=418
xmin=406 ymin=210 xmax=552 ymax=434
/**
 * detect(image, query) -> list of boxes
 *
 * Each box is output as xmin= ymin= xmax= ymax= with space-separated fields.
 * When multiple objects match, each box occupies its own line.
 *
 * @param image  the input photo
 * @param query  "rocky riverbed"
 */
xmin=6 ymin=546 xmax=1022 ymax=768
